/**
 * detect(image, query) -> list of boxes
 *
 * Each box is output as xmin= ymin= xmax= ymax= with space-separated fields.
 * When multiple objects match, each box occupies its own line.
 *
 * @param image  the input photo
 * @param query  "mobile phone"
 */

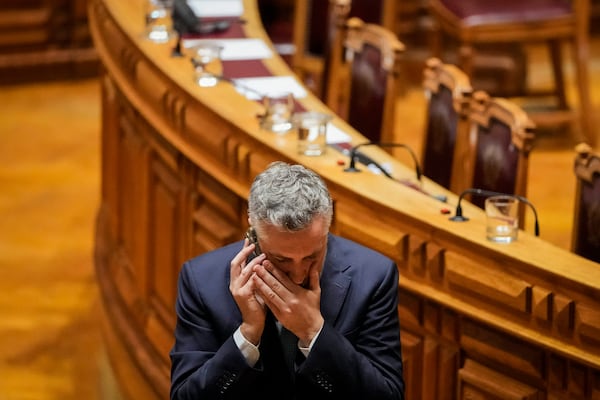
xmin=245 ymin=227 xmax=262 ymax=260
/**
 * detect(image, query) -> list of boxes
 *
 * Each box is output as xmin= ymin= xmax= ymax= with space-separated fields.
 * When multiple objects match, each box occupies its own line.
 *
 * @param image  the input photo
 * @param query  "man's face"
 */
xmin=255 ymin=216 xmax=328 ymax=286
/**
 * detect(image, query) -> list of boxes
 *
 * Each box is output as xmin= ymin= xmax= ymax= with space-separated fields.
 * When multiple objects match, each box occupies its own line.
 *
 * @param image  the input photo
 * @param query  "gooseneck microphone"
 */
xmin=342 ymin=141 xmax=447 ymax=203
xmin=172 ymin=0 xmax=233 ymax=57
xmin=344 ymin=141 xmax=422 ymax=183
xmin=450 ymin=188 xmax=540 ymax=237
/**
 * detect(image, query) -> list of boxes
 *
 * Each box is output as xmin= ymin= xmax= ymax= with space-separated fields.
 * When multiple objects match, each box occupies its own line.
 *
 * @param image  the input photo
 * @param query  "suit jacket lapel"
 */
xmin=319 ymin=236 xmax=351 ymax=325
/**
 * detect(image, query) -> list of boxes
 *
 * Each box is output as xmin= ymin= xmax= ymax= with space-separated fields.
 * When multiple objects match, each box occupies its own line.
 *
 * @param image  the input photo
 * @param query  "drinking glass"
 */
xmin=485 ymin=195 xmax=519 ymax=243
xmin=260 ymin=92 xmax=294 ymax=133
xmin=294 ymin=112 xmax=332 ymax=156
xmin=145 ymin=0 xmax=175 ymax=43
xmin=189 ymin=43 xmax=223 ymax=87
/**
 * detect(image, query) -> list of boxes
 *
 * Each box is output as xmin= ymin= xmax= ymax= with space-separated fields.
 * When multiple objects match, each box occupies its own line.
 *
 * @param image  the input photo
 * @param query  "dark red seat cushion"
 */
xmin=439 ymin=0 xmax=572 ymax=26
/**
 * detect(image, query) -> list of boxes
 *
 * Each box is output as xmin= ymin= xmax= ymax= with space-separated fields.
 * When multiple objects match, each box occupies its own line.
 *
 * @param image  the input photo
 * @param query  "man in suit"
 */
xmin=170 ymin=161 xmax=405 ymax=399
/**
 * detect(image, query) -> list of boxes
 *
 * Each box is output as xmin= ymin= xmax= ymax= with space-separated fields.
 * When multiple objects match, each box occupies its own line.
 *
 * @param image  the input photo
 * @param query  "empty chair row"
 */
xmin=428 ymin=0 xmax=595 ymax=146
xmin=422 ymin=57 xmax=535 ymax=226
xmin=317 ymin=17 xmax=537 ymax=220
xmin=290 ymin=0 xmax=397 ymax=100
xmin=284 ymin=0 xmax=596 ymax=146
xmin=424 ymin=60 xmax=599 ymax=264
xmin=274 ymin=3 xmax=599 ymax=264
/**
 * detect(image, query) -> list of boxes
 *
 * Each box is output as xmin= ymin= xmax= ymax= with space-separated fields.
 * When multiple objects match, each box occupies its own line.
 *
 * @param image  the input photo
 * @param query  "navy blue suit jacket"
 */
xmin=170 ymin=234 xmax=405 ymax=399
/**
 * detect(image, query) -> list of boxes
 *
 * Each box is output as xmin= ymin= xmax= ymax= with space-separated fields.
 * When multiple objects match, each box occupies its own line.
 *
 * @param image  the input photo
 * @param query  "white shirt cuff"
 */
xmin=233 ymin=326 xmax=260 ymax=367
xmin=298 ymin=324 xmax=323 ymax=358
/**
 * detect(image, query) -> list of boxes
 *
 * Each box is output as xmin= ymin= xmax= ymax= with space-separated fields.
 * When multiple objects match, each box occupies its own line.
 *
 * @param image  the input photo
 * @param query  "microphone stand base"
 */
xmin=344 ymin=167 xmax=361 ymax=173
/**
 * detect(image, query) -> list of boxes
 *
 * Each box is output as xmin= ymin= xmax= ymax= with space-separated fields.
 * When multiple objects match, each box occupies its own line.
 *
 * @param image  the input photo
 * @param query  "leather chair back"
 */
xmin=422 ymin=58 xmax=472 ymax=190
xmin=342 ymin=18 xmax=404 ymax=143
xmin=572 ymin=143 xmax=600 ymax=263
xmin=463 ymin=91 xmax=535 ymax=224
xmin=427 ymin=0 xmax=595 ymax=147
xmin=292 ymin=0 xmax=395 ymax=100
xmin=471 ymin=117 xmax=521 ymax=202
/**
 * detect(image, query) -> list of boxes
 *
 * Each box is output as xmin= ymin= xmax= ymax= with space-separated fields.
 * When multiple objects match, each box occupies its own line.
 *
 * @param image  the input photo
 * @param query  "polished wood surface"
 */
xmin=1 ymin=2 xmax=599 ymax=399
xmin=0 ymin=79 xmax=112 ymax=399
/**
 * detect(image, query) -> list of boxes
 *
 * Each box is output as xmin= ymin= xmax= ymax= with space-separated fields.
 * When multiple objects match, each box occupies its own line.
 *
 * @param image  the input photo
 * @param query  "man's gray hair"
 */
xmin=248 ymin=161 xmax=333 ymax=232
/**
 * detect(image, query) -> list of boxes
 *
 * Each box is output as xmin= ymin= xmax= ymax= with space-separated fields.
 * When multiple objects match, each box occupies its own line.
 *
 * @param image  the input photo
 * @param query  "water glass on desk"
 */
xmin=485 ymin=195 xmax=519 ymax=243
xmin=260 ymin=92 xmax=294 ymax=133
xmin=145 ymin=0 xmax=175 ymax=43
xmin=189 ymin=43 xmax=223 ymax=87
xmin=294 ymin=112 xmax=332 ymax=156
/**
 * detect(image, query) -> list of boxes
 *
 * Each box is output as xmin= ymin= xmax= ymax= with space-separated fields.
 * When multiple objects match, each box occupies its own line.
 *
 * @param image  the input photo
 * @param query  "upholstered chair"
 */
xmin=428 ymin=0 xmax=595 ymax=146
xmin=572 ymin=142 xmax=600 ymax=263
xmin=422 ymin=57 xmax=472 ymax=191
xmin=458 ymin=91 xmax=536 ymax=227
xmin=291 ymin=0 xmax=396 ymax=100
xmin=332 ymin=17 xmax=404 ymax=143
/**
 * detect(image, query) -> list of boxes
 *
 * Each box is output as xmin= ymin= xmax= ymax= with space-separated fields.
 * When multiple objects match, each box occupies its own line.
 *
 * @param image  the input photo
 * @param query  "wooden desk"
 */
xmin=89 ymin=1 xmax=600 ymax=399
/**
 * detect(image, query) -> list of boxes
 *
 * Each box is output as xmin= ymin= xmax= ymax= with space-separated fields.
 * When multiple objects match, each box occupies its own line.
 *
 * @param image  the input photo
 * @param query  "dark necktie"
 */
xmin=279 ymin=326 xmax=298 ymax=374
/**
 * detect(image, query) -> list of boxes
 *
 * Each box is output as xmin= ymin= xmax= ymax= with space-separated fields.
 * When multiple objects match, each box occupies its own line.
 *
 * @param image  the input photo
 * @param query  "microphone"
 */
xmin=450 ymin=188 xmax=540 ymax=237
xmin=342 ymin=141 xmax=447 ymax=202
xmin=172 ymin=31 xmax=184 ymax=57
xmin=173 ymin=0 xmax=199 ymax=34
xmin=344 ymin=141 xmax=422 ymax=183
xmin=172 ymin=0 xmax=233 ymax=34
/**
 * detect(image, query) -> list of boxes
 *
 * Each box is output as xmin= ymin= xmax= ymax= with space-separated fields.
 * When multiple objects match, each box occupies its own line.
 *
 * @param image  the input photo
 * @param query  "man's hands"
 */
xmin=252 ymin=260 xmax=324 ymax=347
xmin=229 ymin=241 xmax=267 ymax=345
xmin=229 ymin=240 xmax=325 ymax=348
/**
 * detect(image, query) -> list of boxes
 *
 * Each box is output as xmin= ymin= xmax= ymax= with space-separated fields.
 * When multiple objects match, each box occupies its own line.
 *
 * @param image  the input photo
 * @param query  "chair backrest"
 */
xmin=427 ymin=0 xmax=596 ymax=147
xmin=257 ymin=0 xmax=296 ymax=65
xmin=572 ymin=142 xmax=600 ymax=263
xmin=292 ymin=0 xmax=396 ymax=99
xmin=339 ymin=17 xmax=404 ymax=143
xmin=291 ymin=0 xmax=353 ymax=98
xmin=458 ymin=91 xmax=535 ymax=225
xmin=421 ymin=57 xmax=472 ymax=190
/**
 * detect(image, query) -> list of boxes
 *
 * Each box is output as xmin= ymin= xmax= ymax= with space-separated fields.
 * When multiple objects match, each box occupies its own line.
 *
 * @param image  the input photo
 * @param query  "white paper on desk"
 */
xmin=232 ymin=76 xmax=308 ymax=100
xmin=326 ymin=124 xmax=352 ymax=144
xmin=186 ymin=0 xmax=244 ymax=17
xmin=182 ymin=38 xmax=273 ymax=61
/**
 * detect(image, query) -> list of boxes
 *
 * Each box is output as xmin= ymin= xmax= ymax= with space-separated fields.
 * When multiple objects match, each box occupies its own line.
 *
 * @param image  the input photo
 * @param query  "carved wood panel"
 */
xmin=146 ymin=154 xmax=183 ymax=362
xmin=458 ymin=359 xmax=542 ymax=400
